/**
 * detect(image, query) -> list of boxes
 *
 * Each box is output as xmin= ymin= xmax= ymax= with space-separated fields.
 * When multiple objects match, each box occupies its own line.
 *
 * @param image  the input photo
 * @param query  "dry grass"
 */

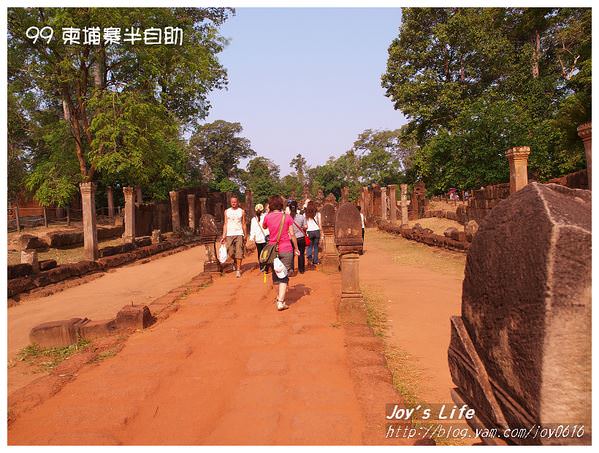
xmin=362 ymin=285 xmax=468 ymax=445
xmin=7 ymin=236 xmax=126 ymax=265
xmin=369 ymin=229 xmax=465 ymax=277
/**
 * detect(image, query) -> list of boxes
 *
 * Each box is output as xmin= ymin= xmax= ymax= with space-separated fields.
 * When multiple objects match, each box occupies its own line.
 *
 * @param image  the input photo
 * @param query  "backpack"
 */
xmin=259 ymin=213 xmax=286 ymax=266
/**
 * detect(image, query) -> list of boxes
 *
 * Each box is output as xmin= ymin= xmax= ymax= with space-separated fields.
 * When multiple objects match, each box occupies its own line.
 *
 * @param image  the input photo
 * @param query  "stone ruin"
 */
xmin=448 ymin=183 xmax=591 ymax=445
xmin=199 ymin=213 xmax=221 ymax=273
xmin=320 ymin=203 xmax=339 ymax=273
xmin=408 ymin=181 xmax=427 ymax=220
xmin=334 ymin=202 xmax=364 ymax=307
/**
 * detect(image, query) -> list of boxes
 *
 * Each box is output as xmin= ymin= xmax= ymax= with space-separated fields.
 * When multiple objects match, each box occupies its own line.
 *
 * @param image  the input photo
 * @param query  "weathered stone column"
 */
xmin=135 ymin=186 xmax=143 ymax=204
xmin=380 ymin=187 xmax=388 ymax=220
xmin=21 ymin=249 xmax=39 ymax=274
xmin=80 ymin=182 xmax=99 ymax=261
xmin=400 ymin=184 xmax=409 ymax=226
xmin=151 ymin=229 xmax=161 ymax=244
xmin=187 ymin=193 xmax=196 ymax=232
xmin=199 ymin=197 xmax=207 ymax=217
xmin=577 ymin=122 xmax=592 ymax=190
xmin=169 ymin=190 xmax=180 ymax=233
xmin=107 ymin=186 xmax=114 ymax=223
xmin=215 ymin=202 xmax=224 ymax=223
xmin=506 ymin=146 xmax=531 ymax=194
xmin=320 ymin=204 xmax=339 ymax=273
xmin=335 ymin=203 xmax=364 ymax=313
xmin=388 ymin=184 xmax=397 ymax=223
xmin=123 ymin=186 xmax=135 ymax=243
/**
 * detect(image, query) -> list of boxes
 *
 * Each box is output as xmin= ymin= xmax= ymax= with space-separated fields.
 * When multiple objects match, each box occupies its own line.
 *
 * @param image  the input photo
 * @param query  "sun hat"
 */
xmin=255 ymin=203 xmax=264 ymax=211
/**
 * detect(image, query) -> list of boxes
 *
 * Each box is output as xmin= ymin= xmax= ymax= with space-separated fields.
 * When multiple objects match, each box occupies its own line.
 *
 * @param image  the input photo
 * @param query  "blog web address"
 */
xmin=384 ymin=403 xmax=587 ymax=442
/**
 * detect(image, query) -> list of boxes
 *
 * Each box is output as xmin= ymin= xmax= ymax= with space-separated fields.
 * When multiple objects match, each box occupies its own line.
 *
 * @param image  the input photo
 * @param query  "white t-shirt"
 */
xmin=249 ymin=215 xmax=268 ymax=243
xmin=225 ymin=207 xmax=244 ymax=236
xmin=306 ymin=212 xmax=321 ymax=232
xmin=360 ymin=213 xmax=365 ymax=229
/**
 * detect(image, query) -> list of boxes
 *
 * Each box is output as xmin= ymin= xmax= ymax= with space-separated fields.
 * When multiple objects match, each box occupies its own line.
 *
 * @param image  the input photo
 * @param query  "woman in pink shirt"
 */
xmin=262 ymin=195 xmax=300 ymax=311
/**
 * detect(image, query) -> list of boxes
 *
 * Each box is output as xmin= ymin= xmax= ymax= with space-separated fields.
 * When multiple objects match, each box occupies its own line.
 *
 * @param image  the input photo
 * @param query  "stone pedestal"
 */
xmin=320 ymin=203 xmax=339 ymax=273
xmin=199 ymin=214 xmax=222 ymax=273
xmin=400 ymin=184 xmax=409 ymax=226
xmin=80 ymin=182 xmax=99 ymax=261
xmin=340 ymin=253 xmax=362 ymax=303
xmin=169 ymin=190 xmax=181 ymax=233
xmin=577 ymin=122 xmax=591 ymax=190
xmin=135 ymin=186 xmax=143 ymax=204
xmin=151 ymin=229 xmax=161 ymax=244
xmin=380 ymin=187 xmax=387 ymax=220
xmin=107 ymin=186 xmax=114 ymax=223
xmin=388 ymin=184 xmax=397 ymax=223
xmin=21 ymin=249 xmax=39 ymax=274
xmin=506 ymin=146 xmax=531 ymax=194
xmin=335 ymin=203 xmax=363 ymax=307
xmin=187 ymin=194 xmax=197 ymax=232
xmin=123 ymin=186 xmax=135 ymax=244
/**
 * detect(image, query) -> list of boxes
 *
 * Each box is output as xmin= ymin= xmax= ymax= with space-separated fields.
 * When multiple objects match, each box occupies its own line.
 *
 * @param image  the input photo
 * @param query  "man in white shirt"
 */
xmin=221 ymin=196 xmax=247 ymax=277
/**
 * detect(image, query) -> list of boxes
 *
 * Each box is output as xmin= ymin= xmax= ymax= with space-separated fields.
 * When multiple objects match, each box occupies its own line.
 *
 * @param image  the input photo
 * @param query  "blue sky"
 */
xmin=204 ymin=8 xmax=407 ymax=175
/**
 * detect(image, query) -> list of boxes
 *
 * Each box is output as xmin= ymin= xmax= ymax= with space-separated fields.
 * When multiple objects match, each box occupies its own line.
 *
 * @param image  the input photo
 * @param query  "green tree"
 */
xmin=241 ymin=157 xmax=280 ymax=205
xmin=382 ymin=7 xmax=591 ymax=192
xmin=188 ymin=120 xmax=256 ymax=192
xmin=8 ymin=7 xmax=232 ymax=205
xmin=289 ymin=154 xmax=308 ymax=188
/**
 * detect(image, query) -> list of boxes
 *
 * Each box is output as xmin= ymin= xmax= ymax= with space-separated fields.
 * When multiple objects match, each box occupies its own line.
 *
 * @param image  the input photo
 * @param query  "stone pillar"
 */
xmin=388 ymin=184 xmax=397 ymax=223
xmin=340 ymin=253 xmax=361 ymax=303
xmin=199 ymin=197 xmax=207 ymax=217
xmin=215 ymin=202 xmax=223 ymax=222
xmin=245 ymin=190 xmax=254 ymax=216
xmin=123 ymin=186 xmax=135 ymax=243
xmin=21 ymin=249 xmax=39 ymax=274
xmin=400 ymin=184 xmax=409 ymax=226
xmin=107 ymin=186 xmax=114 ymax=223
xmin=380 ymin=187 xmax=387 ymax=221
xmin=577 ymin=122 xmax=591 ymax=190
xmin=187 ymin=193 xmax=196 ymax=232
xmin=506 ymin=146 xmax=531 ymax=194
xmin=151 ymin=229 xmax=161 ymax=244
xmin=169 ymin=190 xmax=180 ymax=233
xmin=135 ymin=186 xmax=143 ymax=204
xmin=80 ymin=182 xmax=99 ymax=261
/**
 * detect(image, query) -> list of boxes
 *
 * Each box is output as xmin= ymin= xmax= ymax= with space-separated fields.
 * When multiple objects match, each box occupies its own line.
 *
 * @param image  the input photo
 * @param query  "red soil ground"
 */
xmin=7 ymin=229 xmax=465 ymax=445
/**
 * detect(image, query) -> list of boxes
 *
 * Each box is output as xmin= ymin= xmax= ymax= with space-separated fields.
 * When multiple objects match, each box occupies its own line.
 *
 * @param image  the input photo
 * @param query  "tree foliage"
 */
xmin=382 ymin=7 xmax=591 ymax=193
xmin=8 ymin=7 xmax=232 ymax=205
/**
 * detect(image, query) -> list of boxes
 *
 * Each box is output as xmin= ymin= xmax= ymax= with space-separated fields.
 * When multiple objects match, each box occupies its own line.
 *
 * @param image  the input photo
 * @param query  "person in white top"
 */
xmin=357 ymin=205 xmax=365 ymax=241
xmin=220 ymin=196 xmax=247 ymax=278
xmin=249 ymin=203 xmax=269 ymax=272
xmin=305 ymin=201 xmax=321 ymax=267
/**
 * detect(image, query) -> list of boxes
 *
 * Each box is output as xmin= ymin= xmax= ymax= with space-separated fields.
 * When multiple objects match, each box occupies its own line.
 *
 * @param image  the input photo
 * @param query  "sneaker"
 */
xmin=236 ymin=270 xmax=241 ymax=278
xmin=276 ymin=301 xmax=289 ymax=311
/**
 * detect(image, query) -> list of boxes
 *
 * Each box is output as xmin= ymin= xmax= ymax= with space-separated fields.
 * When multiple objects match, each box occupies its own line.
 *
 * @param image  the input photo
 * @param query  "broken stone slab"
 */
xmin=79 ymin=319 xmax=119 ymax=341
xmin=443 ymin=227 xmax=458 ymax=238
xmin=116 ymin=305 xmax=154 ymax=330
xmin=29 ymin=318 xmax=89 ymax=349
xmin=449 ymin=183 xmax=591 ymax=445
xmin=18 ymin=234 xmax=49 ymax=251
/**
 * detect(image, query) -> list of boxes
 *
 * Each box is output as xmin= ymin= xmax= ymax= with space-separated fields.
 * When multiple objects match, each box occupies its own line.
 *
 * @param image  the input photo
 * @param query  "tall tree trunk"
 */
xmin=531 ymin=29 xmax=540 ymax=78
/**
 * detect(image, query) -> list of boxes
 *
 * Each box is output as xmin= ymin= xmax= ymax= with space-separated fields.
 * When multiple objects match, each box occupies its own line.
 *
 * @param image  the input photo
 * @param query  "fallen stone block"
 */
xmin=39 ymin=259 xmax=57 ymax=272
xmin=18 ymin=234 xmax=49 ymax=251
xmin=134 ymin=236 xmax=152 ymax=248
xmin=444 ymin=227 xmax=458 ymax=238
xmin=79 ymin=319 xmax=119 ymax=341
xmin=8 ymin=276 xmax=35 ymax=297
xmin=99 ymin=242 xmax=135 ymax=258
xmin=116 ymin=305 xmax=154 ymax=330
xmin=29 ymin=318 xmax=88 ymax=349
xmin=8 ymin=263 xmax=33 ymax=280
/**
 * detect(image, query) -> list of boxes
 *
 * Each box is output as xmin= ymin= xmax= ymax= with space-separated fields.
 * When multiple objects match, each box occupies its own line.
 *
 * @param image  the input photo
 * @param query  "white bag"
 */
xmin=218 ymin=243 xmax=228 ymax=264
xmin=273 ymin=257 xmax=288 ymax=279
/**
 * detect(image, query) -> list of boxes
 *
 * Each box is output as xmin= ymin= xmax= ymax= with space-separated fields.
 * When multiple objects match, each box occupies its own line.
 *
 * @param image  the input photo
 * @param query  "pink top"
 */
xmin=263 ymin=211 xmax=294 ymax=253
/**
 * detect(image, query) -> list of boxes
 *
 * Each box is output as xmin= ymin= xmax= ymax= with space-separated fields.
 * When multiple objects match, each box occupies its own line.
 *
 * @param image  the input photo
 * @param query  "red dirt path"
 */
xmin=8 ymin=258 xmax=407 ymax=445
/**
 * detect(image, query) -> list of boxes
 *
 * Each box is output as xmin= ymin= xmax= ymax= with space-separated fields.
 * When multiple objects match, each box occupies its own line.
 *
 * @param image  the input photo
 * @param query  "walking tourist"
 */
xmin=305 ymin=201 xmax=321 ymax=268
xmin=220 ymin=196 xmax=247 ymax=278
xmin=357 ymin=206 xmax=365 ymax=241
xmin=289 ymin=201 xmax=307 ymax=274
xmin=262 ymin=195 xmax=300 ymax=311
xmin=249 ymin=203 xmax=269 ymax=272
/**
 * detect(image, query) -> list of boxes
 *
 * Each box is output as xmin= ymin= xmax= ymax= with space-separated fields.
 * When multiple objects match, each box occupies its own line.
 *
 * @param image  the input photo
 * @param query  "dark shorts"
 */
xmin=273 ymin=251 xmax=293 ymax=284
